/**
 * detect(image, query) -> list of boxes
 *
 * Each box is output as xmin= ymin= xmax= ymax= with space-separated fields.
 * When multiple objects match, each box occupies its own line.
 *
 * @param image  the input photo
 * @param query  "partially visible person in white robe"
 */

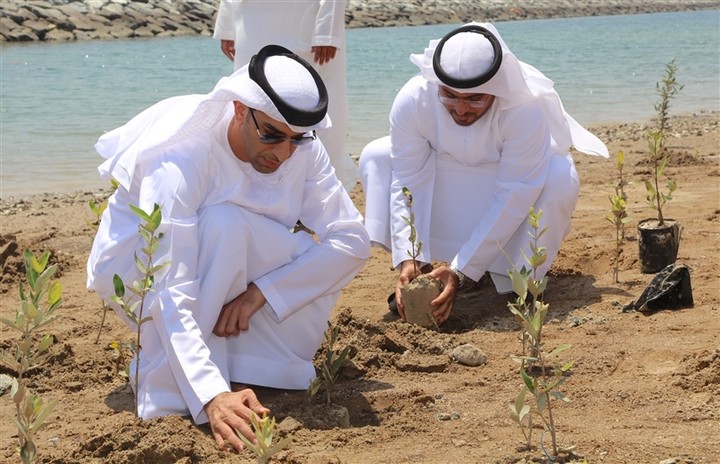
xmin=87 ymin=45 xmax=370 ymax=452
xmin=213 ymin=0 xmax=358 ymax=192
xmin=359 ymin=22 xmax=608 ymax=324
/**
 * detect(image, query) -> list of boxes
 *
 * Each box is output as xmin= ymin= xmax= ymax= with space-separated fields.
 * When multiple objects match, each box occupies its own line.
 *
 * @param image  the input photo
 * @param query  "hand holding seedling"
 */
xmin=426 ymin=265 xmax=461 ymax=324
xmin=213 ymin=283 xmax=266 ymax=337
xmin=395 ymin=262 xmax=458 ymax=324
xmin=394 ymin=260 xmax=425 ymax=318
xmin=204 ymin=389 xmax=270 ymax=452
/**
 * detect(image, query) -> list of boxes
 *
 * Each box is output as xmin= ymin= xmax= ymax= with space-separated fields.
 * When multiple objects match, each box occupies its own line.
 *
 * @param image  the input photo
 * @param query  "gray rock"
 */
xmin=452 ymin=343 xmax=488 ymax=366
xmin=0 ymin=374 xmax=15 ymax=396
xmin=1 ymin=0 xmax=718 ymax=43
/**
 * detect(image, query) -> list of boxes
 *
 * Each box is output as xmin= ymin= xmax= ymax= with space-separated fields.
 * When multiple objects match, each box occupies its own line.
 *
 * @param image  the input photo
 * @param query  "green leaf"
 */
xmin=10 ymin=378 xmax=22 ymax=405
xmin=48 ymin=280 xmax=62 ymax=306
xmin=29 ymin=399 xmax=57 ymax=433
xmin=549 ymin=390 xmax=571 ymax=402
xmin=657 ymin=155 xmax=669 ymax=177
xmin=20 ymin=440 xmax=37 ymax=464
xmin=0 ymin=316 xmax=20 ymax=331
xmin=644 ymin=179 xmax=657 ymax=196
xmin=113 ymin=274 xmax=126 ymax=297
xmin=547 ymin=343 xmax=571 ymax=358
xmin=129 ymin=204 xmax=151 ymax=222
xmin=514 ymin=388 xmax=527 ymax=415
xmin=560 ymin=360 xmax=575 ymax=372
xmin=509 ymin=268 xmax=528 ymax=299
xmin=537 ymin=391 xmax=547 ymax=413
xmin=520 ymin=367 xmax=535 ymax=394
xmin=37 ymin=334 xmax=54 ymax=353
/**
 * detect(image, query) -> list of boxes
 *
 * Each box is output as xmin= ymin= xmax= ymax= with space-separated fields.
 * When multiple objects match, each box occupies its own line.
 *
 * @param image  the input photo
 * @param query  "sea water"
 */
xmin=1 ymin=10 xmax=718 ymax=198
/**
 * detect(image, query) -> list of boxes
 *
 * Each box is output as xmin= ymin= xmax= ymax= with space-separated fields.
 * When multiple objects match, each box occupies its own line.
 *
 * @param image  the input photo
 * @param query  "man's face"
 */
xmin=438 ymin=86 xmax=496 ymax=126
xmin=229 ymin=102 xmax=314 ymax=174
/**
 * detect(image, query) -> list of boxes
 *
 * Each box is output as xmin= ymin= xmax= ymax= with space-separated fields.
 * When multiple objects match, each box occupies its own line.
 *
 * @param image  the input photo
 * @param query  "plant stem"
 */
xmin=654 ymin=141 xmax=665 ymax=226
xmin=95 ymin=302 xmax=108 ymax=344
xmin=545 ymin=392 xmax=558 ymax=456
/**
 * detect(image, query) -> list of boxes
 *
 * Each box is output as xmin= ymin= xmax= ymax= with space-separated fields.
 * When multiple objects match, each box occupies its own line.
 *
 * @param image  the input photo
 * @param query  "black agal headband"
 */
xmin=432 ymin=25 xmax=503 ymax=89
xmin=248 ymin=44 xmax=328 ymax=127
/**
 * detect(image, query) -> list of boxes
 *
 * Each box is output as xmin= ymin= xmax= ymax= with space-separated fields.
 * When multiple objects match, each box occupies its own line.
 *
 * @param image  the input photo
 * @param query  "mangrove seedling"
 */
xmin=401 ymin=186 xmax=422 ymax=275
xmin=505 ymin=208 xmax=573 ymax=458
xmin=606 ymin=197 xmax=630 ymax=284
xmin=110 ymin=203 xmax=169 ymax=416
xmin=644 ymin=59 xmax=682 ymax=226
xmin=91 ymin=179 xmax=119 ymax=343
xmin=606 ymin=151 xmax=631 ymax=283
xmin=1 ymin=250 xmax=62 ymax=464
xmin=612 ymin=149 xmax=630 ymax=240
xmin=236 ymin=412 xmax=292 ymax=464
xmin=308 ymin=320 xmax=350 ymax=406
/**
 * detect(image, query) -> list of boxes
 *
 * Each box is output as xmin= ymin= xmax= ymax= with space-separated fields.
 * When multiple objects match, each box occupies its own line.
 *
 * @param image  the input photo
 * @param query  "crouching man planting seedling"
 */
xmin=86 ymin=45 xmax=369 ymax=452
xmin=360 ymin=23 xmax=608 ymax=322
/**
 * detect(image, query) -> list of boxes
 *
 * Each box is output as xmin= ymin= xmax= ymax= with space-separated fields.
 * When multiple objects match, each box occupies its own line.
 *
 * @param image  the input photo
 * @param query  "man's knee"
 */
xmin=359 ymin=136 xmax=391 ymax=173
xmin=543 ymin=155 xmax=580 ymax=209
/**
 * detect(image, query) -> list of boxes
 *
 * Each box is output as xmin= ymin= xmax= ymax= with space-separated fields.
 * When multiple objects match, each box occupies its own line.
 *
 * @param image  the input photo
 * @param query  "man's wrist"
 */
xmin=450 ymin=265 xmax=472 ymax=289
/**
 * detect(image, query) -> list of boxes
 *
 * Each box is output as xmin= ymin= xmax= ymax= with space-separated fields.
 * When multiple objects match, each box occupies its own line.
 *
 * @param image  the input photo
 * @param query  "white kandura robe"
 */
xmin=360 ymin=75 xmax=582 ymax=292
xmin=87 ymin=108 xmax=369 ymax=423
xmin=213 ymin=0 xmax=358 ymax=192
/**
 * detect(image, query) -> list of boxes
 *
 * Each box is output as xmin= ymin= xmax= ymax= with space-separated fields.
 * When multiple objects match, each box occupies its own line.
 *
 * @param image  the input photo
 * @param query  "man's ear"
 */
xmin=233 ymin=101 xmax=248 ymax=120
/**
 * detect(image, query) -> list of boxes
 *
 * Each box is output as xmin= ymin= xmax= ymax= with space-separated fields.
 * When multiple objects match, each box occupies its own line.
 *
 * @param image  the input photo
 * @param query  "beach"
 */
xmin=1 ymin=2 xmax=720 ymax=463
xmin=1 ymin=111 xmax=718 ymax=462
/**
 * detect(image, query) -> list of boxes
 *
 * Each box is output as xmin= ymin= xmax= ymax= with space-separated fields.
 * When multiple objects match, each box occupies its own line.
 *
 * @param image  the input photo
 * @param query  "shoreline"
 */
xmin=1 ymin=1 xmax=717 ymax=42
xmin=1 ymin=111 xmax=717 ymax=206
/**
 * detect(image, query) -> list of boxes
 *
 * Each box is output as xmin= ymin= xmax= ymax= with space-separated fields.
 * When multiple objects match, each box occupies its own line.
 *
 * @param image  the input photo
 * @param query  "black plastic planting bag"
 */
xmin=623 ymin=263 xmax=694 ymax=313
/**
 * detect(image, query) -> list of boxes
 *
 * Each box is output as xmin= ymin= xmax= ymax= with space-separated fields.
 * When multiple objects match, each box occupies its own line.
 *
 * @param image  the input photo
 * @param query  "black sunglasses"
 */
xmin=248 ymin=108 xmax=316 ymax=146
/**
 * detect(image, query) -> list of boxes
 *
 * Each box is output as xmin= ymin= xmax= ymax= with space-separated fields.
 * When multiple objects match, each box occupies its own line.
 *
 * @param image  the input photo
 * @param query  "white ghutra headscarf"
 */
xmin=411 ymin=22 xmax=608 ymax=158
xmin=95 ymin=45 xmax=332 ymax=189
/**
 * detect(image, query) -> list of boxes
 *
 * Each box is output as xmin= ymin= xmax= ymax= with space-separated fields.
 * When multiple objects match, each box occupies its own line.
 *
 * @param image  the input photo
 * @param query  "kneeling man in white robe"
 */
xmin=359 ymin=23 xmax=608 ymax=325
xmin=87 ymin=45 xmax=370 ymax=451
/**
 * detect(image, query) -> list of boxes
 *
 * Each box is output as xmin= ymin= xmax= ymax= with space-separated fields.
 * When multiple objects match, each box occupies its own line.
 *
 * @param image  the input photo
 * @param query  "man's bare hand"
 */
xmin=311 ymin=46 xmax=337 ymax=65
xmin=221 ymin=39 xmax=235 ymax=62
xmin=426 ymin=266 xmax=460 ymax=324
xmin=395 ymin=263 xmax=459 ymax=324
xmin=394 ymin=260 xmax=425 ymax=320
xmin=214 ymin=283 xmax=266 ymax=337
xmin=205 ymin=389 xmax=270 ymax=452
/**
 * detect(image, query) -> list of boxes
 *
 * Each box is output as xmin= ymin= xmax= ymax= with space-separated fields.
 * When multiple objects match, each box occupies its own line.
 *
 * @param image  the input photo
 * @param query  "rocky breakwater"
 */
xmin=1 ymin=0 xmax=217 ymax=41
xmin=1 ymin=0 xmax=718 ymax=42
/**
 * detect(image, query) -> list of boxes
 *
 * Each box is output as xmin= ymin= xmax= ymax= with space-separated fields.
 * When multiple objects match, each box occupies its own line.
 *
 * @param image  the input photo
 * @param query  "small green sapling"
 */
xmin=401 ymin=186 xmax=422 ymax=274
xmin=606 ymin=151 xmax=631 ymax=283
xmin=644 ymin=59 xmax=683 ymax=226
xmin=110 ymin=203 xmax=170 ymax=416
xmin=236 ymin=412 xmax=291 ymax=464
xmin=1 ymin=250 xmax=62 ymax=464
xmin=308 ymin=320 xmax=350 ymax=406
xmin=505 ymin=208 xmax=573 ymax=458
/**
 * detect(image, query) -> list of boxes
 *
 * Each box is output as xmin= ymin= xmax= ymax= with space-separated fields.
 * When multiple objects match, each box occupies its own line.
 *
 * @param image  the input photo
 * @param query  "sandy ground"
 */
xmin=0 ymin=111 xmax=718 ymax=464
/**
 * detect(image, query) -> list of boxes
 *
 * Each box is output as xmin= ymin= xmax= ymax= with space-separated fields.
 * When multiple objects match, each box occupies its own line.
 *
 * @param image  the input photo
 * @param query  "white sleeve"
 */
xmin=253 ymin=142 xmax=370 ymax=322
xmin=453 ymin=101 xmax=553 ymax=280
xmin=387 ymin=80 xmax=436 ymax=268
xmin=213 ymin=0 xmax=235 ymax=41
xmin=312 ymin=0 xmax=346 ymax=48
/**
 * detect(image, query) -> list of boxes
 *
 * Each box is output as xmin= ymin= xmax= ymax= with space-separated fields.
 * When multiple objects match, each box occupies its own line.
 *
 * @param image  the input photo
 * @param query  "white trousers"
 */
xmin=123 ymin=204 xmax=337 ymax=421
xmin=359 ymin=136 xmax=580 ymax=292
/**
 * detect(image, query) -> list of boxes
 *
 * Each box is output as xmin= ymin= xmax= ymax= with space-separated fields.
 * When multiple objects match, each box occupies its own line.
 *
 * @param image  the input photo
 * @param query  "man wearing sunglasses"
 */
xmin=87 ymin=45 xmax=370 ymax=452
xmin=359 ymin=23 xmax=608 ymax=325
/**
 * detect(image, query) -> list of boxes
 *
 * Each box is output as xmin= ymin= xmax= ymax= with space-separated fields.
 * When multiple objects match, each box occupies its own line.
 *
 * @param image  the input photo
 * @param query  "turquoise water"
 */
xmin=1 ymin=10 xmax=718 ymax=198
